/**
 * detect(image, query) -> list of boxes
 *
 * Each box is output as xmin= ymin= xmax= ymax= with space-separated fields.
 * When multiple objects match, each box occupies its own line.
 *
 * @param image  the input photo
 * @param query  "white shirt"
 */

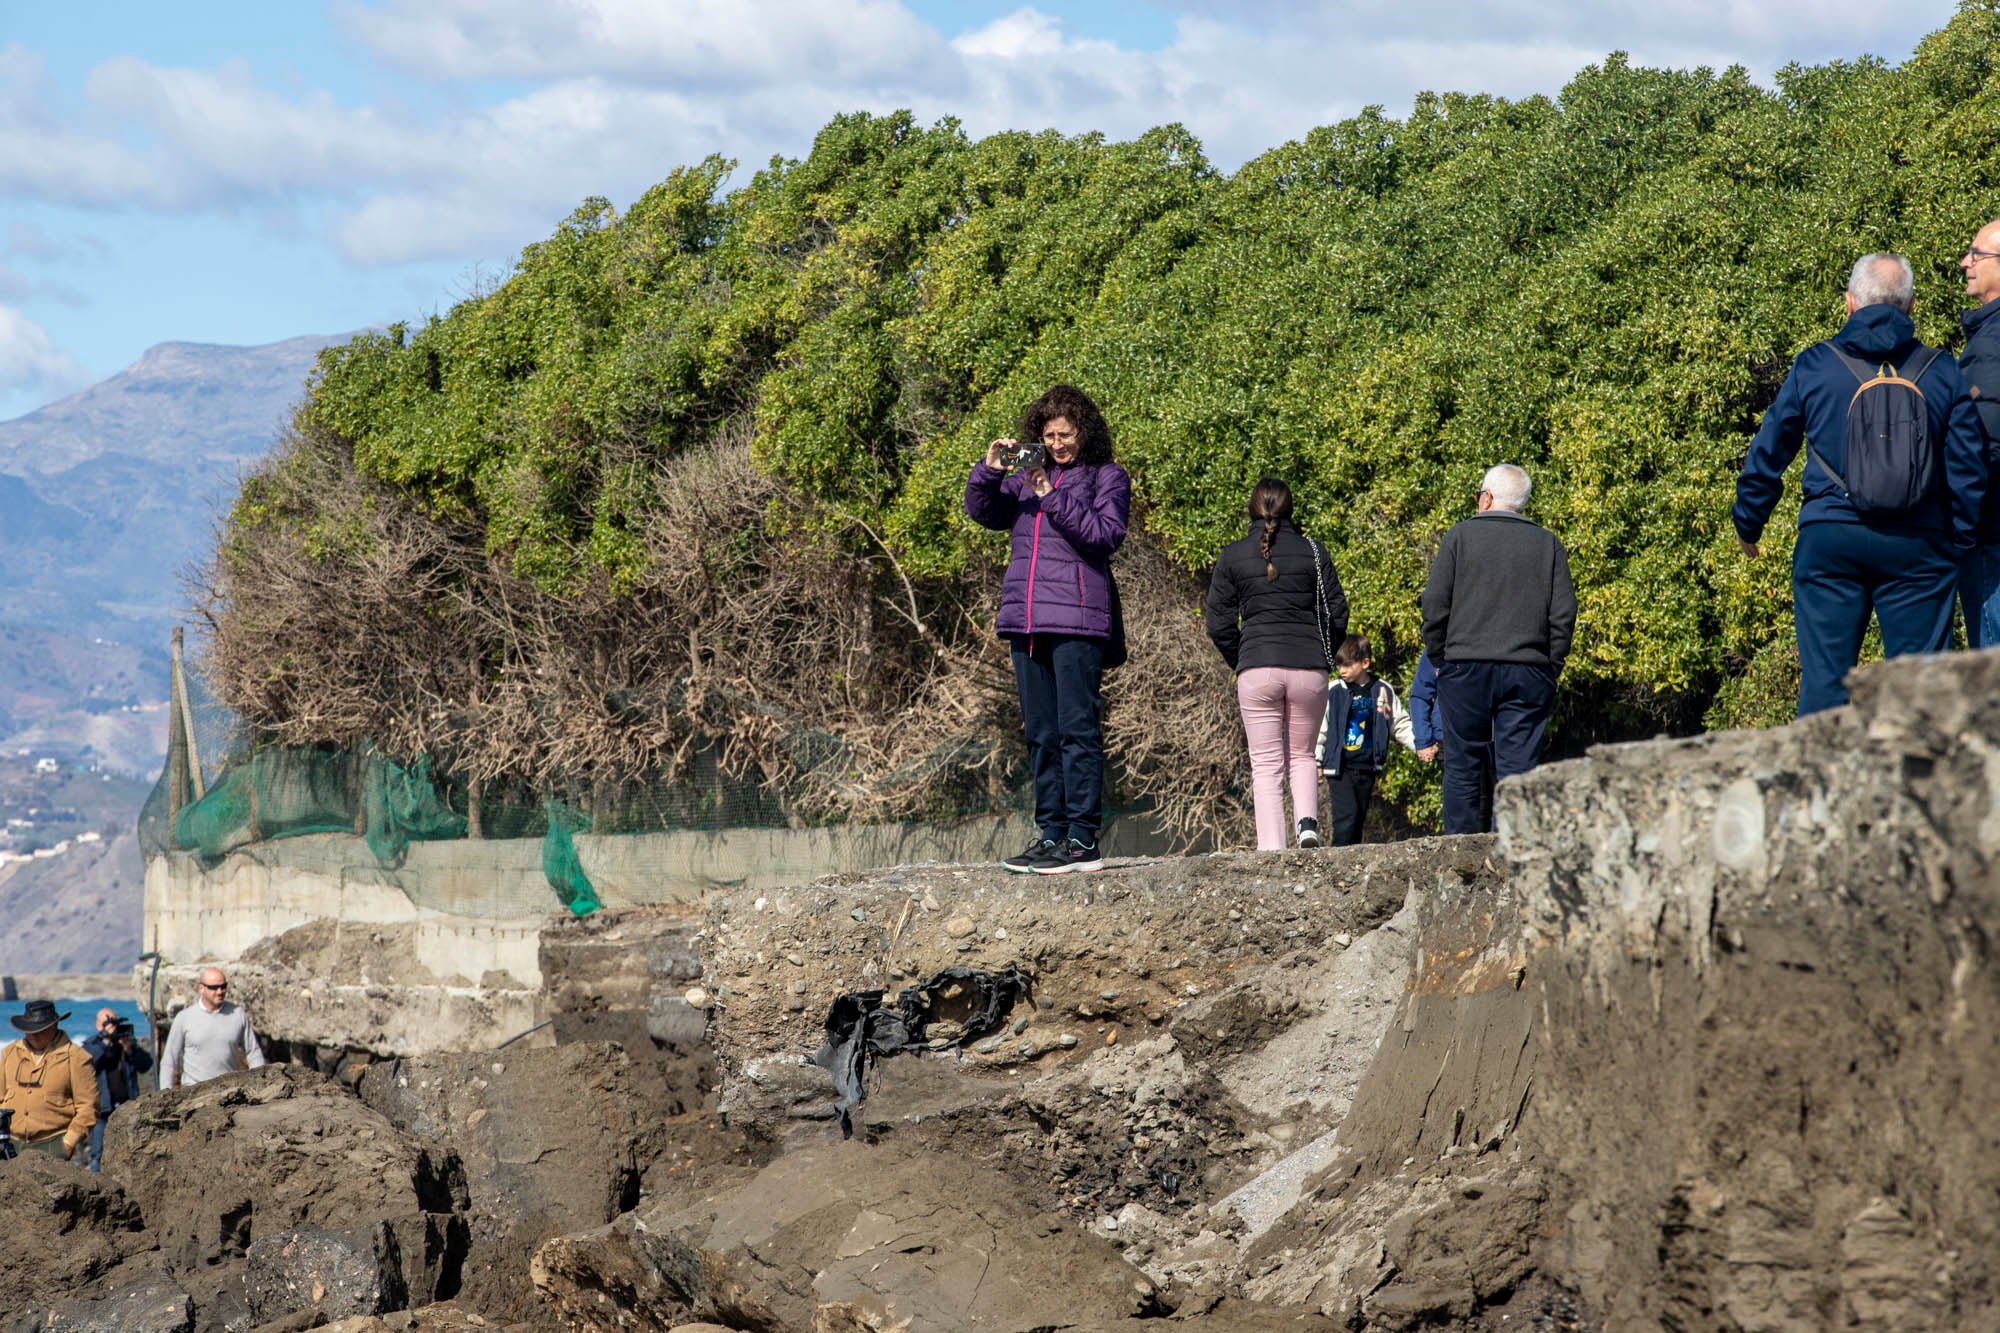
xmin=163 ymin=1001 xmax=266 ymax=1086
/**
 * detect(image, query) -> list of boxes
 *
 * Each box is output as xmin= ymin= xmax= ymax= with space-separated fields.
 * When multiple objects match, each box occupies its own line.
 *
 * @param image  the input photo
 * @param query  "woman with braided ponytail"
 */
xmin=1204 ymin=477 xmax=1348 ymax=849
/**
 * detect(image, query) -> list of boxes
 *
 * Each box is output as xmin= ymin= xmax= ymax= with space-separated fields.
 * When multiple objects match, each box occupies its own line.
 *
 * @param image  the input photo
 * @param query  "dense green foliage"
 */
xmin=278 ymin=6 xmax=2000 ymax=797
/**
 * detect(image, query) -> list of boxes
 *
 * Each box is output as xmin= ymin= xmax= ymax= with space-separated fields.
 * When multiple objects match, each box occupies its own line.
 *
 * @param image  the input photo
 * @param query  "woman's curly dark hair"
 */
xmin=1019 ymin=384 xmax=1114 ymax=464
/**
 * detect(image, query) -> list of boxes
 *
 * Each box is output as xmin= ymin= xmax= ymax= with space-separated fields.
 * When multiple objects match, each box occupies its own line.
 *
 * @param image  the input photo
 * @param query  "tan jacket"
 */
xmin=1 ymin=1032 xmax=99 ymax=1151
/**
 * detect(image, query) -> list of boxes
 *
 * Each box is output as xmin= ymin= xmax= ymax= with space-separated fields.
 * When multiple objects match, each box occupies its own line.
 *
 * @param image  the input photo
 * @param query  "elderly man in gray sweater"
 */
xmin=162 ymin=967 xmax=266 ymax=1088
xmin=1420 ymin=463 xmax=1577 ymax=836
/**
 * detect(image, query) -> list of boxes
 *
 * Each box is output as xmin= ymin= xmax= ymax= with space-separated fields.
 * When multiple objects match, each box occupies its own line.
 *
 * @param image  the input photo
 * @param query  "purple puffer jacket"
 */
xmin=964 ymin=459 xmax=1131 ymax=639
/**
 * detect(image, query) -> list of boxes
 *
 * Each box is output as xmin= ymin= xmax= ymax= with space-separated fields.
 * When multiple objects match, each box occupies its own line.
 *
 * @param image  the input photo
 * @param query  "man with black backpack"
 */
xmin=1733 ymin=253 xmax=1987 ymax=715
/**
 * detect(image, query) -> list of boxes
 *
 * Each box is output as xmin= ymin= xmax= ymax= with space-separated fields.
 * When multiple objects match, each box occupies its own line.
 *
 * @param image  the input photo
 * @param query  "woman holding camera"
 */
xmin=964 ymin=384 xmax=1131 ymax=875
xmin=1205 ymin=476 xmax=1348 ymax=850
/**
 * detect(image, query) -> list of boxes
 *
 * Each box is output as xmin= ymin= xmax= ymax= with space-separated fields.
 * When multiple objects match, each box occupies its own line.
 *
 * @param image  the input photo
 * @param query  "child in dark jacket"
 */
xmin=1315 ymin=634 xmax=1417 ymax=845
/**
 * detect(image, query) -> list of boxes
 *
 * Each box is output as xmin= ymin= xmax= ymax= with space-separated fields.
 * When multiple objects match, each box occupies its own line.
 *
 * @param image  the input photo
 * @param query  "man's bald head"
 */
xmin=197 ymin=967 xmax=228 ymax=1011
xmin=1964 ymin=219 xmax=2000 ymax=307
xmin=96 ymin=1008 xmax=118 ymax=1028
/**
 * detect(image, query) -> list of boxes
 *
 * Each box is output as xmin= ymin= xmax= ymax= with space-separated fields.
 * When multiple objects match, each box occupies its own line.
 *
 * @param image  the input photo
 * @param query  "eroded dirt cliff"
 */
xmin=15 ymin=651 xmax=2000 ymax=1331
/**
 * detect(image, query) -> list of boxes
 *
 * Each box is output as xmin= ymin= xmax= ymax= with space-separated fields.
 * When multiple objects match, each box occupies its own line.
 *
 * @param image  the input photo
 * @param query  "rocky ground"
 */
xmin=10 ymin=650 xmax=2000 ymax=1331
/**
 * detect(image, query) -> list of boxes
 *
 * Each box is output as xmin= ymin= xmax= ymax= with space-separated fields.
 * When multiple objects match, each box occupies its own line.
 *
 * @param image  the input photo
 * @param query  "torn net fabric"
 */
xmin=809 ymin=965 xmax=1032 ymax=1138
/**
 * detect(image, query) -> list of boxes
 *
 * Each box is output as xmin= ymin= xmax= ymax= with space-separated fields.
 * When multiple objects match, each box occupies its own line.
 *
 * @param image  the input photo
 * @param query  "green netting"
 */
xmin=172 ymin=748 xmax=357 ymax=864
xmin=142 ymin=656 xmax=1129 ymax=919
xmin=540 ymin=800 xmax=600 ymax=917
xmin=362 ymin=750 xmax=468 ymax=865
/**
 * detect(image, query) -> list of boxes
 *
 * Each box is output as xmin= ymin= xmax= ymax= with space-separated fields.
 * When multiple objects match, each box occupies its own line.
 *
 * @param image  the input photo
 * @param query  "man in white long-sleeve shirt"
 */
xmin=162 ymin=967 xmax=266 ymax=1088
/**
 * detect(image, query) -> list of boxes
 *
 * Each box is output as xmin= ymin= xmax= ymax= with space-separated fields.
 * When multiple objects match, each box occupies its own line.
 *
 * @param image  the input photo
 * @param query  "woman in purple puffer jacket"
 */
xmin=964 ymin=385 xmax=1131 ymax=876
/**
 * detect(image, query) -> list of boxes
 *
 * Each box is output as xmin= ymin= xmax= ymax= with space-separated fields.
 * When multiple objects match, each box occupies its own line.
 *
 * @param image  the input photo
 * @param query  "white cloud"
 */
xmin=0 ymin=306 xmax=87 ymax=393
xmin=338 ymin=0 xmax=957 ymax=88
xmin=0 ymin=2 xmax=1963 ymax=272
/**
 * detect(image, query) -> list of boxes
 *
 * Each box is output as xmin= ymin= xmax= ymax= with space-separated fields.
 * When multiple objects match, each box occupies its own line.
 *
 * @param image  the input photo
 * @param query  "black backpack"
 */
xmin=1809 ymin=344 xmax=1941 ymax=516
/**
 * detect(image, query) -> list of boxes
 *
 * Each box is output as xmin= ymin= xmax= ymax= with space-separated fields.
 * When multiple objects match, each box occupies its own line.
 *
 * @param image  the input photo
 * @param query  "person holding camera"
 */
xmin=965 ymin=384 xmax=1131 ymax=875
xmin=0 ymin=999 xmax=97 ymax=1161
xmin=1205 ymin=476 xmax=1348 ymax=850
xmin=81 ymin=1008 xmax=152 ymax=1172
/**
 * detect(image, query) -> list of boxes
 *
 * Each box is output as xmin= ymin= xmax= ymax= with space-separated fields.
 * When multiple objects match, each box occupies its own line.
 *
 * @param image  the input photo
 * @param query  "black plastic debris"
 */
xmin=809 ymin=964 xmax=1032 ymax=1138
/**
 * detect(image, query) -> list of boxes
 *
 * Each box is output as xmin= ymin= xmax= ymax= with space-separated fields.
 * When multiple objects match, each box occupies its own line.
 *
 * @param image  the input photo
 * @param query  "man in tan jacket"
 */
xmin=1 ymin=999 xmax=97 ymax=1160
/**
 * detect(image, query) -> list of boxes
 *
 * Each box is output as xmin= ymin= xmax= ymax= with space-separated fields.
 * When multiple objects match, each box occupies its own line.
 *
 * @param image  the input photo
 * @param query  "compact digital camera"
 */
xmin=1000 ymin=438 xmax=1048 ymax=471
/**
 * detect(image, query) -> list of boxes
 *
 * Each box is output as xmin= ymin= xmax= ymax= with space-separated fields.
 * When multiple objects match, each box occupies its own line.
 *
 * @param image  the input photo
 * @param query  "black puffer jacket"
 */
xmin=1205 ymin=519 xmax=1349 ymax=673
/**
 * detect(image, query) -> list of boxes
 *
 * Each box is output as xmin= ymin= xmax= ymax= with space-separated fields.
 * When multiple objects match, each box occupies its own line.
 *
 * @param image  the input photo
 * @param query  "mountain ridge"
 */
xmin=0 ymin=332 xmax=352 ymax=475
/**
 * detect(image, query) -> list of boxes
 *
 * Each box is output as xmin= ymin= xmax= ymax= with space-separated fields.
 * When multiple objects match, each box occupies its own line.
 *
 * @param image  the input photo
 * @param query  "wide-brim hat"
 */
xmin=9 ymin=999 xmax=68 ymax=1033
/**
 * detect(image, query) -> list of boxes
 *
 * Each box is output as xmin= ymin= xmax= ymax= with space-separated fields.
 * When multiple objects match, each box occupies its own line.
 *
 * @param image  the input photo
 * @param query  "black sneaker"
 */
xmin=1003 ymin=836 xmax=1062 ymax=874
xmin=1296 ymin=818 xmax=1321 ymax=848
xmin=1035 ymin=837 xmax=1104 ymax=874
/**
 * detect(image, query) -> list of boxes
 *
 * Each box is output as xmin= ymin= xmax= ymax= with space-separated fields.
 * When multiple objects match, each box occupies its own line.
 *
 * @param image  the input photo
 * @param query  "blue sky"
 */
xmin=0 ymin=0 xmax=1963 ymax=422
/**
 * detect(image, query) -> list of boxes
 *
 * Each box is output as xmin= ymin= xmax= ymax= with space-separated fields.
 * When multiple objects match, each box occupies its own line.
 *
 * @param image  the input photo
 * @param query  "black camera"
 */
xmin=1000 ymin=438 xmax=1047 ymax=471
xmin=110 ymin=1018 xmax=135 ymax=1041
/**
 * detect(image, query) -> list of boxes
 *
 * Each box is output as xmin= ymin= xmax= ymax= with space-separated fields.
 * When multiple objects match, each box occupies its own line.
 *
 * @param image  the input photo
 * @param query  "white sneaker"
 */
xmin=1296 ymin=818 xmax=1321 ymax=848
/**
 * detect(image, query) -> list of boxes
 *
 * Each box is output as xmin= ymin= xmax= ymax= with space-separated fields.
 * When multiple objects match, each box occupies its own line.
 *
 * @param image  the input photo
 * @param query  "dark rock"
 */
xmin=533 ymin=1140 xmax=1166 ymax=1332
xmin=355 ymin=1042 xmax=661 ymax=1231
xmin=0 ymin=1155 xmax=153 ymax=1319
xmin=10 ymin=1258 xmax=193 ymax=1333
xmin=245 ymin=1222 xmax=402 ymax=1322
xmin=243 ymin=1213 xmax=465 ymax=1325
xmin=107 ymin=1064 xmax=466 ymax=1274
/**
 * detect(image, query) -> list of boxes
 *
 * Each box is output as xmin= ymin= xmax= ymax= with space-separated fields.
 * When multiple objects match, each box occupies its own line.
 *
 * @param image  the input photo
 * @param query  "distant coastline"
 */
xmin=2 ymin=971 xmax=134 ymax=1001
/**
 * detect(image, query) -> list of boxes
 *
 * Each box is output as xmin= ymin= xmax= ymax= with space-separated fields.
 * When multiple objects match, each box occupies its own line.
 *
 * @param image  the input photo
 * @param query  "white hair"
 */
xmin=1847 ymin=253 xmax=1914 ymax=310
xmin=1481 ymin=464 xmax=1532 ymax=512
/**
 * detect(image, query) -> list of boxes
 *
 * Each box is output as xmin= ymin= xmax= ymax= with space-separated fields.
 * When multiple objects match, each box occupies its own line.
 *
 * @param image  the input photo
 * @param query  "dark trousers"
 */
xmin=1011 ymin=634 xmax=1106 ymax=844
xmin=1960 ymin=544 xmax=2000 ymax=650
xmin=1438 ymin=660 xmax=1556 ymax=835
xmin=1794 ymin=523 xmax=1957 ymax=715
xmin=1326 ymin=766 xmax=1377 ymax=846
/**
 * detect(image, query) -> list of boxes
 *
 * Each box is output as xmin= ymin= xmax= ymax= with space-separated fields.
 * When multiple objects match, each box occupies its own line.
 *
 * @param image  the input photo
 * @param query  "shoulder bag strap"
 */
xmin=1306 ymin=535 xmax=1336 ymax=669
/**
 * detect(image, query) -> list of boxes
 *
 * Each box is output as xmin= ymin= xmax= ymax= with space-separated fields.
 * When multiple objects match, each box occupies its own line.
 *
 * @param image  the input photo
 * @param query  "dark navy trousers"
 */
xmin=1438 ymin=660 xmax=1556 ymax=835
xmin=1010 ymin=634 xmax=1106 ymax=844
xmin=1793 ymin=523 xmax=1957 ymax=716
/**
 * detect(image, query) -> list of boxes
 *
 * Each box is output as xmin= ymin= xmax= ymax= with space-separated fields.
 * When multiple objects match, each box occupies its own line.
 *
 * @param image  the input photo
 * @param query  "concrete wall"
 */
xmin=144 ymin=838 xmax=548 ymax=986
xmin=144 ymin=811 xmax=1180 ymax=984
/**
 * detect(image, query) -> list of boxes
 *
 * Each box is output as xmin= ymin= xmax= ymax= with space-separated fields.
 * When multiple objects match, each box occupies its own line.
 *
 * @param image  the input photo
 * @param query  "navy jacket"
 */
xmin=1733 ymin=304 xmax=1986 ymax=550
xmin=82 ymin=1033 xmax=153 ymax=1115
xmin=1961 ymin=297 xmax=2000 ymax=544
xmin=1407 ymin=652 xmax=1440 ymax=751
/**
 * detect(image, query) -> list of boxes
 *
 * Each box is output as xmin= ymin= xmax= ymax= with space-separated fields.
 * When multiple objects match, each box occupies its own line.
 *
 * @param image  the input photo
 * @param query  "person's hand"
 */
xmin=1738 ymin=536 xmax=1759 ymax=558
xmin=1418 ymin=744 xmax=1440 ymax=764
xmin=62 ymin=1140 xmax=75 ymax=1160
xmin=1025 ymin=466 xmax=1052 ymax=497
xmin=985 ymin=439 xmax=1013 ymax=470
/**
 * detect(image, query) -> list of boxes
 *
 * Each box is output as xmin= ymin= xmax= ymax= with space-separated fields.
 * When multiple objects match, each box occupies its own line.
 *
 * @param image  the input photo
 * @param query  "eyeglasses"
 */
xmin=200 ymin=982 xmax=227 ymax=992
xmin=1967 ymin=248 xmax=2000 ymax=264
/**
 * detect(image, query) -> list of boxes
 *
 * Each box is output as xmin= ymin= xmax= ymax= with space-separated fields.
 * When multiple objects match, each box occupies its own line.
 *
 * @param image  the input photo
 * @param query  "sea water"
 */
xmin=0 ymin=997 xmax=155 ymax=1053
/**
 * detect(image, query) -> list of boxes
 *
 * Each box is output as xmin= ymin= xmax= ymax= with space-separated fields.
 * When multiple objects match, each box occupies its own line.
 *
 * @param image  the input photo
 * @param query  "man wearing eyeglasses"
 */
xmin=1957 ymin=221 xmax=2000 ymax=647
xmin=161 ymin=968 xmax=266 ymax=1089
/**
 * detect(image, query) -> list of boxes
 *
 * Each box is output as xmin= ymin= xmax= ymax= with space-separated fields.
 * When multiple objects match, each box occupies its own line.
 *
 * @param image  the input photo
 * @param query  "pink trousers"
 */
xmin=1236 ymin=666 xmax=1328 ymax=851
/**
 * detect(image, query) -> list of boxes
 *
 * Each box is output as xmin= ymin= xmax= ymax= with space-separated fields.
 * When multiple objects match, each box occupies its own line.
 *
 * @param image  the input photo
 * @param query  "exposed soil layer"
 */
xmin=21 ymin=650 xmax=2000 ymax=1330
xmin=1498 ymin=652 xmax=2000 ymax=1330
